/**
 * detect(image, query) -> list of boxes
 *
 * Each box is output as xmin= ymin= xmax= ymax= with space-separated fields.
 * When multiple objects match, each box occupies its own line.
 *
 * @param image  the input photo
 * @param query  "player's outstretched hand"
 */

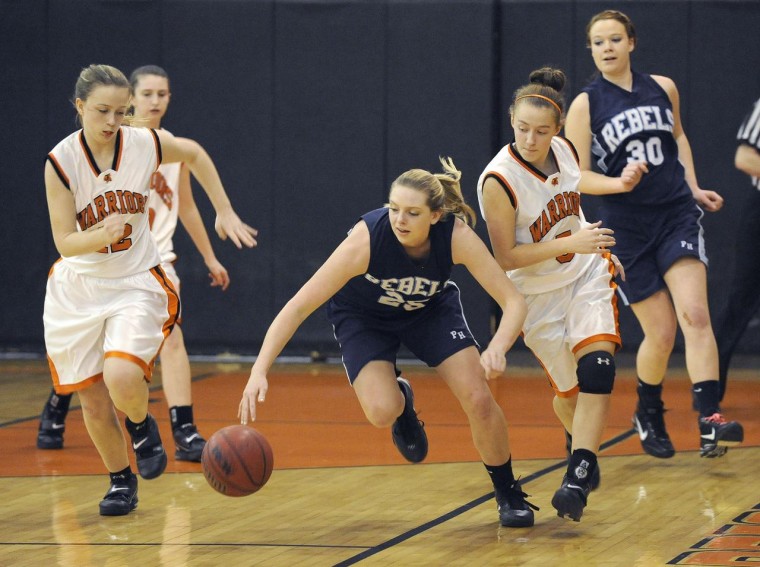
xmin=480 ymin=345 xmax=507 ymax=380
xmin=215 ymin=208 xmax=259 ymax=249
xmin=695 ymin=189 xmax=724 ymax=212
xmin=206 ymin=257 xmax=230 ymax=291
xmin=239 ymin=371 xmax=268 ymax=424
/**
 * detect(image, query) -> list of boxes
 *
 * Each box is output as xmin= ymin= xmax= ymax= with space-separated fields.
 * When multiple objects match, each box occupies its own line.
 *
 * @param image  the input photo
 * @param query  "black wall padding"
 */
xmin=1 ymin=0 xmax=759 ymax=359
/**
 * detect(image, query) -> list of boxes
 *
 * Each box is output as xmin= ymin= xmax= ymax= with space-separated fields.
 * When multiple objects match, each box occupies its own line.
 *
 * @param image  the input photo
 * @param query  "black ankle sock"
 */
xmin=127 ymin=415 xmax=149 ymax=431
xmin=637 ymin=379 xmax=664 ymax=410
xmin=568 ymin=449 xmax=597 ymax=485
xmin=48 ymin=389 xmax=73 ymax=413
xmin=109 ymin=465 xmax=133 ymax=483
xmin=692 ymin=380 xmax=720 ymax=417
xmin=485 ymin=458 xmax=515 ymax=491
xmin=170 ymin=405 xmax=194 ymax=430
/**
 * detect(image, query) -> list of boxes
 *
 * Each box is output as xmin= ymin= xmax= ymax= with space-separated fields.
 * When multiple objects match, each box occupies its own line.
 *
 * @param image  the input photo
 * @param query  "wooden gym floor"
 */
xmin=0 ymin=357 xmax=757 ymax=566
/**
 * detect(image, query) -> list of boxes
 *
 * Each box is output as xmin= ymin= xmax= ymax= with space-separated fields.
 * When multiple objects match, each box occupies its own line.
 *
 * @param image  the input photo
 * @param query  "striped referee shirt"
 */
xmin=737 ymin=97 xmax=760 ymax=190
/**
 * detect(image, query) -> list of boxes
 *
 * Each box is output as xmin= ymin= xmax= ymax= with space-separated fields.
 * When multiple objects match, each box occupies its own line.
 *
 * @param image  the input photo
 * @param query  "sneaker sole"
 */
xmin=551 ymin=489 xmax=585 ymax=522
xmin=137 ymin=451 xmax=168 ymax=480
xmin=717 ymin=424 xmax=744 ymax=446
xmin=175 ymin=449 xmax=203 ymax=462
xmin=37 ymin=438 xmax=64 ymax=450
xmin=500 ymin=513 xmax=535 ymax=528
xmin=99 ymin=499 xmax=138 ymax=516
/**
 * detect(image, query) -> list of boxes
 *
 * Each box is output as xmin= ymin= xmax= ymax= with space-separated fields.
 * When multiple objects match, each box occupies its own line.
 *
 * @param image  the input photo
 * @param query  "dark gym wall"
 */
xmin=1 ymin=0 xmax=759 ymax=358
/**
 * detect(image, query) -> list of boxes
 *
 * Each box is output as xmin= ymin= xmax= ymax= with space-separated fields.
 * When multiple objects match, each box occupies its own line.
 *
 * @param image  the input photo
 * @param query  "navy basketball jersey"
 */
xmin=328 ymin=207 xmax=455 ymax=320
xmin=584 ymin=71 xmax=692 ymax=207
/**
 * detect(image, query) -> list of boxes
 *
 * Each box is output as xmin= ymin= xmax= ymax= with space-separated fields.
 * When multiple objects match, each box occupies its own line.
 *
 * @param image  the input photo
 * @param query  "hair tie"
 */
xmin=515 ymin=94 xmax=562 ymax=117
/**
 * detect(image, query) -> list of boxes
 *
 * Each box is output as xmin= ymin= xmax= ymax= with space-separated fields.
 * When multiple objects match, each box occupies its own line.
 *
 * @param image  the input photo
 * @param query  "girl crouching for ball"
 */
xmin=239 ymin=158 xmax=540 ymax=528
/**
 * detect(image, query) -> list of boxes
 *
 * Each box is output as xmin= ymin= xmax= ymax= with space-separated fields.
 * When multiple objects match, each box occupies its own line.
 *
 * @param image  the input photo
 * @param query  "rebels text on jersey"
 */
xmin=584 ymin=71 xmax=692 ymax=207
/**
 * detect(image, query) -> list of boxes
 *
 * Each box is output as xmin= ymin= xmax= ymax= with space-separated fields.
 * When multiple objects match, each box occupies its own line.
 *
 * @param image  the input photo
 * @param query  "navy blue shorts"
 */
xmin=326 ymin=283 xmax=478 ymax=383
xmin=600 ymin=197 xmax=707 ymax=305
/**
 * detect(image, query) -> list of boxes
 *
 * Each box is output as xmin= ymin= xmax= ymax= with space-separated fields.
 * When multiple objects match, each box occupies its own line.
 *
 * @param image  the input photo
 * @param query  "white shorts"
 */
xmin=523 ymin=255 xmax=621 ymax=397
xmin=44 ymin=261 xmax=180 ymax=393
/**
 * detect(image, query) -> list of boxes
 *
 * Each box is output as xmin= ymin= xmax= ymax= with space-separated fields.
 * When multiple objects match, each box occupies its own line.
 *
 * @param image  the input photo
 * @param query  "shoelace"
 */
xmin=702 ymin=412 xmax=726 ymax=425
xmin=504 ymin=479 xmax=540 ymax=511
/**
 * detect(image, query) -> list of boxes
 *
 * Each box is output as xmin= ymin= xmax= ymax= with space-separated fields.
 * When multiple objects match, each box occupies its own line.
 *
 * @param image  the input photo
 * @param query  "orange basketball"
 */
xmin=201 ymin=425 xmax=274 ymax=497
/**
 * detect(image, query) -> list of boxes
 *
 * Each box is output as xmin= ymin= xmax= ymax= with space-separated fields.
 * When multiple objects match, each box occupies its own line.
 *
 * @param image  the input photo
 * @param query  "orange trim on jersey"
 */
xmin=532 ymin=352 xmax=580 ymax=398
xmin=507 ymin=143 xmax=552 ymax=183
xmin=556 ymin=135 xmax=580 ymax=165
xmin=149 ymin=128 xmax=163 ymax=171
xmin=486 ymin=171 xmax=519 ymax=210
xmin=113 ymin=128 xmax=123 ymax=171
xmin=46 ymin=153 xmax=70 ymax=189
xmin=78 ymin=131 xmax=101 ymax=177
xmin=48 ymin=258 xmax=62 ymax=278
xmin=48 ymin=356 xmax=104 ymax=394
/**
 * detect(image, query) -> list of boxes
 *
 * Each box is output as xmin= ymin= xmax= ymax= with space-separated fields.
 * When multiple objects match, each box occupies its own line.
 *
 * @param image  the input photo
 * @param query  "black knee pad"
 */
xmin=577 ymin=351 xmax=615 ymax=394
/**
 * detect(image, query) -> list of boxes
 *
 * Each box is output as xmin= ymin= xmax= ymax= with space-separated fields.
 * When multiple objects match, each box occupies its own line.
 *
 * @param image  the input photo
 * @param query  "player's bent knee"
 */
xmin=577 ymin=351 xmax=615 ymax=394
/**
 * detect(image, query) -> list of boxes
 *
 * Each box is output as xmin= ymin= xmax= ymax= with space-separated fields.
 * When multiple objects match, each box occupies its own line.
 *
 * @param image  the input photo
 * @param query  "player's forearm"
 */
xmin=182 ymin=146 xmax=234 ymax=214
xmin=736 ymin=144 xmax=760 ymax=177
xmin=178 ymin=203 xmax=217 ymax=263
xmin=578 ymin=170 xmax=629 ymax=195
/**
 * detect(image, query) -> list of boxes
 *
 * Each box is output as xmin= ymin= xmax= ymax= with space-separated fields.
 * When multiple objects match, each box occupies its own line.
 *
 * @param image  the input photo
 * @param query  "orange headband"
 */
xmin=515 ymin=94 xmax=562 ymax=116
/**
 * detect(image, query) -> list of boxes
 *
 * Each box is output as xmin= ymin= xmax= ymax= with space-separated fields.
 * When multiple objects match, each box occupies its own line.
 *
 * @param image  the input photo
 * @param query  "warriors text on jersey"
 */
xmin=147 ymin=128 xmax=181 ymax=263
xmin=583 ymin=71 xmax=692 ymax=207
xmin=477 ymin=136 xmax=595 ymax=295
xmin=46 ymin=127 xmax=162 ymax=277
xmin=327 ymin=207 xmax=455 ymax=322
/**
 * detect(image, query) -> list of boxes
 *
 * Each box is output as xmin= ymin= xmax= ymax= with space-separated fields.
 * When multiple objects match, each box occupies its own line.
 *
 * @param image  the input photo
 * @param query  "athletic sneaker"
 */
xmin=125 ymin=414 xmax=167 ymax=480
xmin=698 ymin=413 xmax=744 ymax=458
xmin=99 ymin=472 xmax=138 ymax=516
xmin=391 ymin=377 xmax=428 ymax=463
xmin=551 ymin=474 xmax=590 ymax=522
xmin=37 ymin=391 xmax=71 ymax=450
xmin=564 ymin=431 xmax=601 ymax=491
xmin=632 ymin=406 xmax=675 ymax=459
xmin=173 ymin=423 xmax=206 ymax=462
xmin=495 ymin=479 xmax=538 ymax=528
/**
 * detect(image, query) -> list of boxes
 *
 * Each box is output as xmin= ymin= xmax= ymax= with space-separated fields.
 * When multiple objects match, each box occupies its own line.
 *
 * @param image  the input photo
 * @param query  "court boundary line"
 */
xmin=332 ymin=429 xmax=636 ymax=566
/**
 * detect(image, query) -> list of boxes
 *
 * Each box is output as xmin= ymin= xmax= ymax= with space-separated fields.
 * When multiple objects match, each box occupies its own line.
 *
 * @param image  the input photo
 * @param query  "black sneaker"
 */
xmin=564 ymin=431 xmax=601 ymax=491
xmin=391 ymin=377 xmax=428 ymax=463
xmin=125 ymin=414 xmax=167 ymax=479
xmin=99 ymin=472 xmax=138 ymax=516
xmin=37 ymin=392 xmax=72 ymax=450
xmin=551 ymin=474 xmax=590 ymax=522
xmin=632 ymin=406 xmax=675 ymax=459
xmin=495 ymin=479 xmax=538 ymax=527
xmin=173 ymin=423 xmax=206 ymax=462
xmin=699 ymin=413 xmax=744 ymax=458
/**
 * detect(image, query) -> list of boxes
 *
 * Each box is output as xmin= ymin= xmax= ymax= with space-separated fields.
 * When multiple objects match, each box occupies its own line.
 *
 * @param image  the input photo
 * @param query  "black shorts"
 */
xmin=326 ymin=283 xmax=478 ymax=383
xmin=601 ymin=197 xmax=707 ymax=305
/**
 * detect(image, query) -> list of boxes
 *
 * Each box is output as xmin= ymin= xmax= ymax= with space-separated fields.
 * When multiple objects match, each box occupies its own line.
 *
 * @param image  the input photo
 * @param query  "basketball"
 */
xmin=201 ymin=425 xmax=274 ymax=497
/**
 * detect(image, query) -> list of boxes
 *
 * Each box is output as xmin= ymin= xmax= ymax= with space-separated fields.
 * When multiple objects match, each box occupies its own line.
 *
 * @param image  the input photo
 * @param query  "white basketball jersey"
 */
xmin=477 ymin=136 xmax=595 ymax=295
xmin=147 ymin=141 xmax=181 ymax=263
xmin=47 ymin=126 xmax=162 ymax=278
